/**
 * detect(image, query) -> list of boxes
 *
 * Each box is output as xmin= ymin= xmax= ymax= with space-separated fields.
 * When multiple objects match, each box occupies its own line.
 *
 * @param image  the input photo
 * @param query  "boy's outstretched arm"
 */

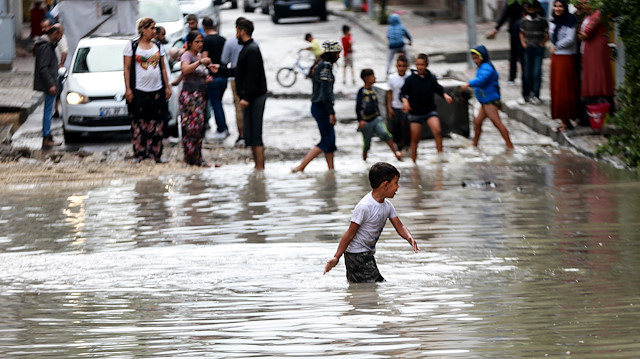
xmin=390 ymin=217 xmax=419 ymax=252
xmin=324 ymin=222 xmax=359 ymax=275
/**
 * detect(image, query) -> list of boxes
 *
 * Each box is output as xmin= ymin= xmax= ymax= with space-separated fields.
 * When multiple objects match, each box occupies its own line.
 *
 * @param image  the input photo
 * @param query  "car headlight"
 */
xmin=66 ymin=92 xmax=90 ymax=105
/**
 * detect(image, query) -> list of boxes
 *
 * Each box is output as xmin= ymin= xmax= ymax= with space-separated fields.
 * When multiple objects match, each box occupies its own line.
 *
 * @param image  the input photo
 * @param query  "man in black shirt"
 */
xmin=212 ymin=18 xmax=267 ymax=170
xmin=201 ymin=16 xmax=229 ymax=140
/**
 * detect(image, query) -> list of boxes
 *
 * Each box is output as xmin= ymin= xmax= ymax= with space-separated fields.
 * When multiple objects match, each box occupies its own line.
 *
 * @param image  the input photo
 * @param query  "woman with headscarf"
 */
xmin=549 ymin=0 xmax=579 ymax=132
xmin=577 ymin=0 xmax=614 ymax=113
xmin=461 ymin=45 xmax=514 ymax=150
xmin=124 ymin=17 xmax=172 ymax=163
xmin=179 ymin=31 xmax=213 ymax=167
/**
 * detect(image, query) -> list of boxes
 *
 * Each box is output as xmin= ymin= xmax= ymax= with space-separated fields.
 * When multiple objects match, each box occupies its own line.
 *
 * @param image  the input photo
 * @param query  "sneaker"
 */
xmin=235 ymin=137 xmax=245 ymax=147
xmin=517 ymin=97 xmax=530 ymax=105
xmin=506 ymin=80 xmax=515 ymax=86
xmin=211 ymin=129 xmax=229 ymax=141
xmin=42 ymin=135 xmax=61 ymax=148
xmin=530 ymin=96 xmax=542 ymax=105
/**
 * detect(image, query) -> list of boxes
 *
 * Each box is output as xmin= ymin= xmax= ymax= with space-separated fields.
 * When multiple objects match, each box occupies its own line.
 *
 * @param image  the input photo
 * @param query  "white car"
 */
xmin=178 ymin=0 xmax=221 ymax=31
xmin=140 ymin=0 xmax=187 ymax=48
xmin=60 ymin=35 xmax=181 ymax=143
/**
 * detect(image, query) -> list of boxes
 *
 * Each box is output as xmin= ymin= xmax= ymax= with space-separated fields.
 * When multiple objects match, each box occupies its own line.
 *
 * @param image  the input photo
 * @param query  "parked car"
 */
xmin=266 ymin=0 xmax=327 ymax=23
xmin=60 ymin=35 xmax=181 ymax=142
xmin=244 ymin=0 xmax=268 ymax=13
xmin=140 ymin=0 xmax=186 ymax=47
xmin=177 ymin=0 xmax=221 ymax=31
xmin=213 ymin=0 xmax=237 ymax=9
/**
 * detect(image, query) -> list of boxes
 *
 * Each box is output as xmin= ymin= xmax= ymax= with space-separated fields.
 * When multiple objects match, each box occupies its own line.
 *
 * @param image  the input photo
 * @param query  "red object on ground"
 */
xmin=586 ymin=102 xmax=610 ymax=130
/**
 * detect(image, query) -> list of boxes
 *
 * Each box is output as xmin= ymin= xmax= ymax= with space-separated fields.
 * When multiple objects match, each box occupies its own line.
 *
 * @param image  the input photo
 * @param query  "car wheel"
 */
xmin=230 ymin=0 xmax=238 ymax=8
xmin=261 ymin=5 xmax=269 ymax=14
xmin=63 ymin=129 xmax=82 ymax=143
xmin=319 ymin=10 xmax=327 ymax=21
xmin=271 ymin=13 xmax=279 ymax=23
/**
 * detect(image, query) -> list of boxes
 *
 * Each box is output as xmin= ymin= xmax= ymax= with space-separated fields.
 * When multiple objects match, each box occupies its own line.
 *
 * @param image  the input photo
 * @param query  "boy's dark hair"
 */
xmin=186 ymin=14 xmax=198 ymax=23
xmin=235 ymin=16 xmax=246 ymax=25
xmin=305 ymin=33 xmax=312 ymax=41
xmin=416 ymin=53 xmax=429 ymax=63
xmin=202 ymin=16 xmax=215 ymax=29
xmin=360 ymin=68 xmax=374 ymax=81
xmin=396 ymin=54 xmax=408 ymax=64
xmin=237 ymin=18 xmax=254 ymax=36
xmin=342 ymin=25 xmax=350 ymax=34
xmin=369 ymin=162 xmax=400 ymax=189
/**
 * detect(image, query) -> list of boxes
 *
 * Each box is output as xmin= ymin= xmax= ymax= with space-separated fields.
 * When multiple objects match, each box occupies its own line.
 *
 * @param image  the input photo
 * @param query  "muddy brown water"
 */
xmin=1 ymin=116 xmax=640 ymax=358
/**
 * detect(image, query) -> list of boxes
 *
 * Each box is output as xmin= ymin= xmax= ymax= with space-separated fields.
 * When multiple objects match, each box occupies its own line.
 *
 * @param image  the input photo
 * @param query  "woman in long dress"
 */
xmin=179 ymin=31 xmax=213 ymax=167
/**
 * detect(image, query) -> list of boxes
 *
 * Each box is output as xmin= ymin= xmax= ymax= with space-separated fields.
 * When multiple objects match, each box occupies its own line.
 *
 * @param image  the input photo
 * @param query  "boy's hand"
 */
xmin=408 ymin=237 xmax=420 ymax=253
xmin=444 ymin=93 xmax=453 ymax=104
xmin=324 ymin=257 xmax=339 ymax=274
xmin=460 ymin=83 xmax=469 ymax=92
xmin=329 ymin=114 xmax=337 ymax=126
xmin=402 ymin=101 xmax=411 ymax=114
xmin=358 ymin=120 xmax=366 ymax=129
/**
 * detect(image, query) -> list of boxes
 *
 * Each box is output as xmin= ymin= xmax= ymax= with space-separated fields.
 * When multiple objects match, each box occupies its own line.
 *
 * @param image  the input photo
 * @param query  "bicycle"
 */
xmin=276 ymin=52 xmax=313 ymax=87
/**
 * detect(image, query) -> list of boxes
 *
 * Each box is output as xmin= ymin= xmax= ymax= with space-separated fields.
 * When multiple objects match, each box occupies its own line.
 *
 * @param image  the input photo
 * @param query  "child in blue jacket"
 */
xmin=461 ymin=45 xmax=514 ymax=150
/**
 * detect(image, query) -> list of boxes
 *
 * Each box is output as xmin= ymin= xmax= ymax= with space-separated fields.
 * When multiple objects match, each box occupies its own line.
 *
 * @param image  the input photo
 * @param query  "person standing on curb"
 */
xmin=33 ymin=25 xmax=63 ymax=148
xmin=124 ymin=17 xmax=172 ymax=163
xmin=291 ymin=40 xmax=341 ymax=173
xmin=386 ymin=13 xmax=412 ymax=77
xmin=201 ymin=16 xmax=229 ymax=141
xmin=212 ymin=18 xmax=268 ymax=170
xmin=519 ymin=0 xmax=549 ymax=105
xmin=486 ymin=0 xmax=525 ymax=86
xmin=549 ymin=0 xmax=579 ymax=132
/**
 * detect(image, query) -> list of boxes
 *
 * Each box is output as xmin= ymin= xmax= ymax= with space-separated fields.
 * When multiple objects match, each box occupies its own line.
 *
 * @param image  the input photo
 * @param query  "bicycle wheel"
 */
xmin=276 ymin=67 xmax=297 ymax=87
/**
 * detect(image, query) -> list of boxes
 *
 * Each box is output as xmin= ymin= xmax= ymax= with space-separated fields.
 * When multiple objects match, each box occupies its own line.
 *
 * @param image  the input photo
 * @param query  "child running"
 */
xmin=324 ymin=162 xmax=419 ymax=283
xmin=356 ymin=68 xmax=403 ymax=161
xmin=461 ymin=45 xmax=514 ymax=149
xmin=386 ymin=55 xmax=411 ymax=151
xmin=400 ymin=53 xmax=453 ymax=163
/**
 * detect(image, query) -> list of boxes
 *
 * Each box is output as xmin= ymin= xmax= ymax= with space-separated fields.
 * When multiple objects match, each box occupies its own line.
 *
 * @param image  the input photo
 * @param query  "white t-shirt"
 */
xmin=387 ymin=72 xmax=410 ymax=109
xmin=346 ymin=192 xmax=398 ymax=254
xmin=123 ymin=41 xmax=165 ymax=92
xmin=55 ymin=34 xmax=68 ymax=65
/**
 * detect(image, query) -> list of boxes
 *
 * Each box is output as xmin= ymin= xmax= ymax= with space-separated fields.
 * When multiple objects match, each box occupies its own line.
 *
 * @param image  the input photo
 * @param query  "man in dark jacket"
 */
xmin=213 ymin=18 xmax=267 ymax=170
xmin=33 ymin=26 xmax=63 ymax=147
xmin=487 ymin=0 xmax=525 ymax=85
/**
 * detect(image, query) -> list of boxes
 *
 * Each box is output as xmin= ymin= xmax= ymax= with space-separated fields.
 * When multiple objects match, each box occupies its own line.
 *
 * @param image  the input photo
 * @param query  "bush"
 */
xmin=591 ymin=0 xmax=640 ymax=167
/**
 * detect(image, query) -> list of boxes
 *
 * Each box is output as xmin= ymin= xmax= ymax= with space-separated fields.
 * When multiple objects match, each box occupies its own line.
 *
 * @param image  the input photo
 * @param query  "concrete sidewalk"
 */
xmin=327 ymin=1 xmax=625 ymax=168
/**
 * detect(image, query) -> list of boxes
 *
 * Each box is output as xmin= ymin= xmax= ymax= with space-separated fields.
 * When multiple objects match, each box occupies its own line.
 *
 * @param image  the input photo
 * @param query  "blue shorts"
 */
xmin=311 ymin=102 xmax=337 ymax=153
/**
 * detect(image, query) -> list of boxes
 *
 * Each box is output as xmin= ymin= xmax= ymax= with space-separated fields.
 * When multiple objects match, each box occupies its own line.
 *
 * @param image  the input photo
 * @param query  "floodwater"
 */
xmin=2 ymin=110 xmax=640 ymax=358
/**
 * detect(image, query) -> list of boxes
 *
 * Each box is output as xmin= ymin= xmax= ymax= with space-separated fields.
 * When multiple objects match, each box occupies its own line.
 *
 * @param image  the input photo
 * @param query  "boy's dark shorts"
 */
xmin=344 ymin=251 xmax=385 ymax=283
xmin=408 ymin=111 xmax=439 ymax=124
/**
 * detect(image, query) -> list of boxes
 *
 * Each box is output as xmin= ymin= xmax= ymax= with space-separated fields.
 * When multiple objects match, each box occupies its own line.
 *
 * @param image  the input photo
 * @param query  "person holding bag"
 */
xmin=124 ymin=17 xmax=172 ymax=163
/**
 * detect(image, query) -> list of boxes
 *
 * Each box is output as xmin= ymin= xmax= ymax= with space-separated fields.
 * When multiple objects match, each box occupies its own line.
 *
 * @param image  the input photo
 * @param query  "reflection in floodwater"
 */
xmin=1 ymin=146 xmax=640 ymax=357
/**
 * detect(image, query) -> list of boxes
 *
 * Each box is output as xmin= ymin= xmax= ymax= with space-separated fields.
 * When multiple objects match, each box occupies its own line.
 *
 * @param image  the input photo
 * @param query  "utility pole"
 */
xmin=466 ymin=0 xmax=477 ymax=69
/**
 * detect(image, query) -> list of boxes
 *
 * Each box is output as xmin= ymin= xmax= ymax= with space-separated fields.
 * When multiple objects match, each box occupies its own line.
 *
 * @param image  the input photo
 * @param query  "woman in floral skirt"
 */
xmin=179 ymin=31 xmax=213 ymax=166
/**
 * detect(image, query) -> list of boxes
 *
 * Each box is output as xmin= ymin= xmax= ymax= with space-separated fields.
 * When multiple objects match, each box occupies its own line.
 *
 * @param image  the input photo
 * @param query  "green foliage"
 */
xmin=592 ymin=0 xmax=640 ymax=167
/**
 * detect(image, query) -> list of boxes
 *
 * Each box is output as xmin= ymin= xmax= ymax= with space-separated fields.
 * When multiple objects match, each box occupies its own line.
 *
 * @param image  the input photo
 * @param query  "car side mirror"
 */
xmin=58 ymin=67 xmax=67 ymax=77
xmin=172 ymin=62 xmax=181 ymax=73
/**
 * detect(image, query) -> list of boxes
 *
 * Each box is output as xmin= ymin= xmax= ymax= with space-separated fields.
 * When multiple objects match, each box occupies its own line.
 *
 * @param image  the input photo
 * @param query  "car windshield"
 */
xmin=72 ymin=44 xmax=125 ymax=73
xmin=140 ymin=0 xmax=182 ymax=23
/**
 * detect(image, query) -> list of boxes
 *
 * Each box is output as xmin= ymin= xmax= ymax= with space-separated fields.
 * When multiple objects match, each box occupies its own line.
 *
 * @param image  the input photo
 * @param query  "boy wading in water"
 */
xmin=324 ymin=162 xmax=419 ymax=282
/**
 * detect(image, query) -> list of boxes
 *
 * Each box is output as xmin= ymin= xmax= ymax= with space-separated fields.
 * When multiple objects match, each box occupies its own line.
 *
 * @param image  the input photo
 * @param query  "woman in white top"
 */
xmin=124 ymin=17 xmax=172 ymax=163
xmin=549 ymin=0 xmax=579 ymax=132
